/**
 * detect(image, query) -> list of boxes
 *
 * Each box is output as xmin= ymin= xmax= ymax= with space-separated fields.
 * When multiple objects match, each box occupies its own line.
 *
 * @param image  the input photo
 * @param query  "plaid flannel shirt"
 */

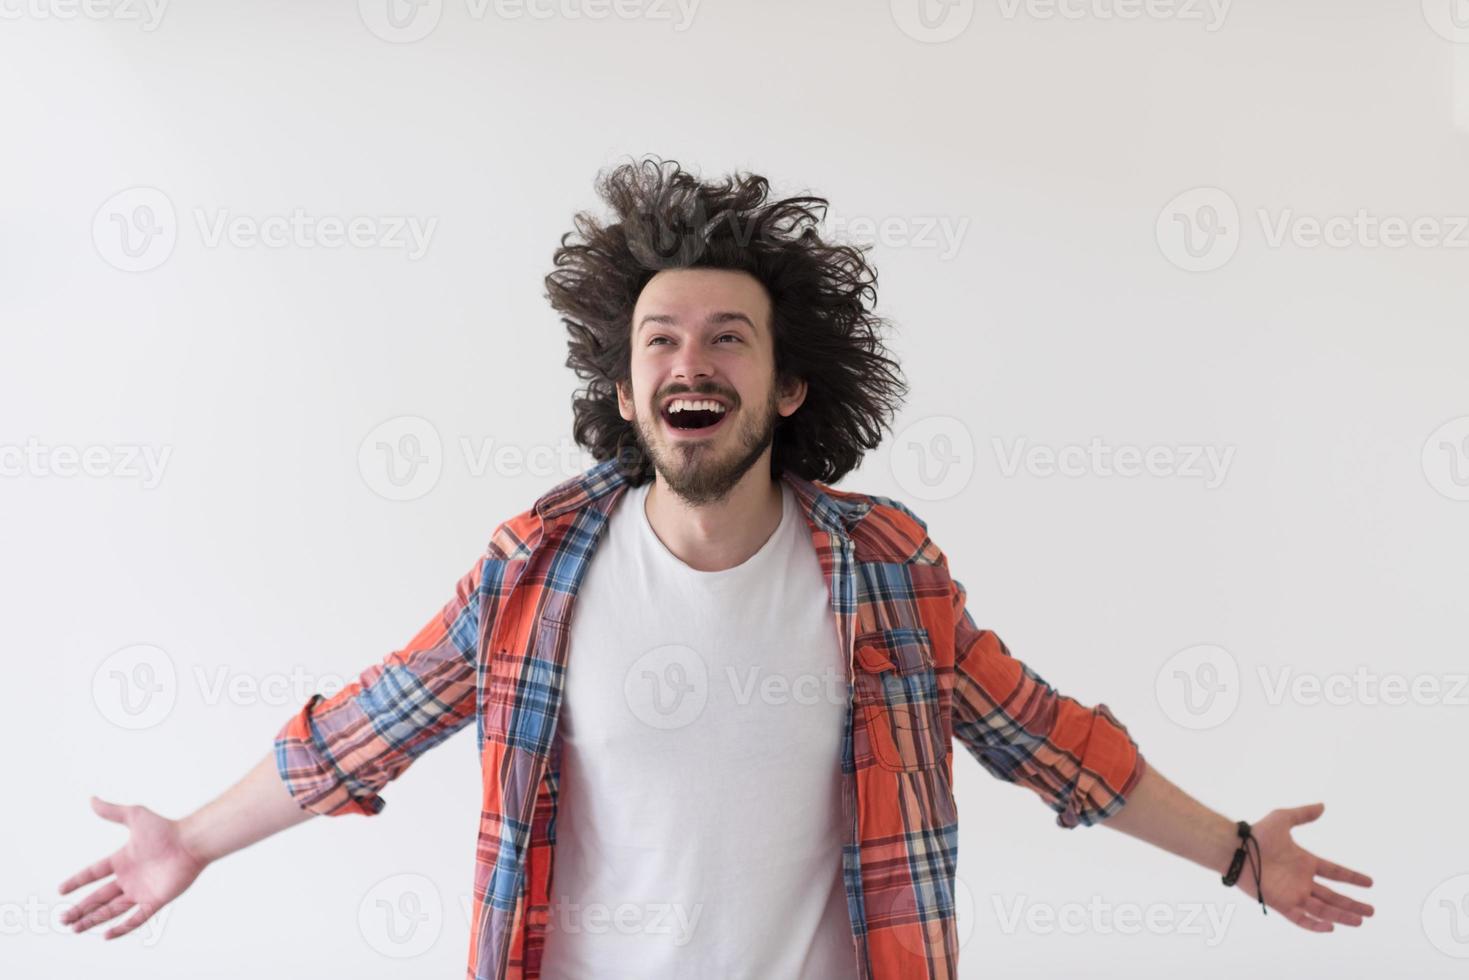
xmin=275 ymin=457 xmax=1147 ymax=979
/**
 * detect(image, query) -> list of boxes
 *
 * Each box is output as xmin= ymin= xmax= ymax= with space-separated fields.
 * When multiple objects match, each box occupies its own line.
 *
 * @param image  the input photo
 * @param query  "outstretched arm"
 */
xmin=939 ymin=550 xmax=1375 ymax=934
xmin=1101 ymin=764 xmax=1376 ymax=932
xmin=60 ymin=546 xmax=493 ymax=942
xmin=272 ymin=552 xmax=488 ymax=815
xmin=945 ymin=564 xmax=1146 ymax=829
xmin=58 ymin=752 xmax=311 ymax=940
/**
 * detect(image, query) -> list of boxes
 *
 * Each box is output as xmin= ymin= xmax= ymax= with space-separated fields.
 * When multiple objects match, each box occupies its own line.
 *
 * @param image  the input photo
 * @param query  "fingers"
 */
xmin=1285 ymin=802 xmax=1326 ymax=827
xmin=1304 ymin=894 xmax=1362 ymax=928
xmin=1312 ymin=882 xmax=1375 ymax=919
xmin=90 ymin=796 xmax=129 ymax=824
xmin=1278 ymin=878 xmax=1376 ymax=933
xmin=1282 ymin=906 xmax=1334 ymax=933
xmin=1316 ymin=857 xmax=1373 ymax=888
xmin=69 ymin=896 xmax=136 ymax=934
xmin=104 ymin=903 xmax=157 ymax=941
xmin=58 ymin=856 xmax=115 ymax=895
xmin=59 ymin=882 xmax=121 ymax=927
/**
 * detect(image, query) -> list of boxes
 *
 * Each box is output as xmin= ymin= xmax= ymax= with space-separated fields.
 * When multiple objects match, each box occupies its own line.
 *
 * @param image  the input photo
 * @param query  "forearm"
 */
xmin=1100 ymin=763 xmax=1240 ymax=877
xmin=177 ymin=751 xmax=314 ymax=865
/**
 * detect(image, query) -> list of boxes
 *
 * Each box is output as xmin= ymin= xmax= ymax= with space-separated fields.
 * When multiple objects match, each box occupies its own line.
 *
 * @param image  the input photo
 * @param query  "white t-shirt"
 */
xmin=537 ymin=478 xmax=857 ymax=980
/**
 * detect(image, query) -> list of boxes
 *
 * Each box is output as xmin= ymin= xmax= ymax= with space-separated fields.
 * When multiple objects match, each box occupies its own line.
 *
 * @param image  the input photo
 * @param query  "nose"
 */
xmin=670 ymin=347 xmax=714 ymax=385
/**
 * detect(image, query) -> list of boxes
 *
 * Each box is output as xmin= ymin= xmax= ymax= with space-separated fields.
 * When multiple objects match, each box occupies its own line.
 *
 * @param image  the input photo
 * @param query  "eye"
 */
xmin=715 ymin=333 xmax=741 ymax=343
xmin=647 ymin=336 xmax=671 ymax=346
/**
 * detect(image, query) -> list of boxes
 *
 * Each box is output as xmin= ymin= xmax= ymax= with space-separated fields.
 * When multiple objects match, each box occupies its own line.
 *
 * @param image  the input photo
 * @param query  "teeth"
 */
xmin=666 ymin=399 xmax=727 ymax=414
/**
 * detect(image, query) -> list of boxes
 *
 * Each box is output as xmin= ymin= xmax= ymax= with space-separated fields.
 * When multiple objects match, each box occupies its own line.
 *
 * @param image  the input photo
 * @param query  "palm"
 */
xmin=1232 ymin=803 xmax=1375 ymax=932
xmin=58 ymin=796 xmax=208 ymax=940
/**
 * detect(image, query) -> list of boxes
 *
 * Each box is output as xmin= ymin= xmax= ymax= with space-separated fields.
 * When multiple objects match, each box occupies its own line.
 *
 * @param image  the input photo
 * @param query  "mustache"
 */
xmin=655 ymin=383 xmax=738 ymax=405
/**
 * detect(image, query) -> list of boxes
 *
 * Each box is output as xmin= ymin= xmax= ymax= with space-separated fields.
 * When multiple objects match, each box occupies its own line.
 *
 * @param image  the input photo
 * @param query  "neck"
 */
xmin=643 ymin=457 xmax=784 ymax=572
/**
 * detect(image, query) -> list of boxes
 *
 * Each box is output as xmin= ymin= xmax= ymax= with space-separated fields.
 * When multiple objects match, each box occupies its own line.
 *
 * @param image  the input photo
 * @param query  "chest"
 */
xmin=561 ymin=529 xmax=847 ymax=768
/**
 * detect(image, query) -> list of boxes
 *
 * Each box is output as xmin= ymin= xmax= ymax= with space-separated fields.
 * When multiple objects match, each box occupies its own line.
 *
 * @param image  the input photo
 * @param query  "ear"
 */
xmin=616 ymin=378 xmax=634 ymax=422
xmin=776 ymin=374 xmax=807 ymax=419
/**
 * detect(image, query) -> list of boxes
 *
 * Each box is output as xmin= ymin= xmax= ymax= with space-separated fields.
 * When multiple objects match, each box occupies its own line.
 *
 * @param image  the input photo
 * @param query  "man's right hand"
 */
xmin=57 ymin=795 xmax=209 ymax=941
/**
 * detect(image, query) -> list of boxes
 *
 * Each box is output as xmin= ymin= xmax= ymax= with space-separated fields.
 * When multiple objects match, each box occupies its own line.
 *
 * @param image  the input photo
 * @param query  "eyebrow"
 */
xmin=635 ymin=311 xmax=757 ymax=336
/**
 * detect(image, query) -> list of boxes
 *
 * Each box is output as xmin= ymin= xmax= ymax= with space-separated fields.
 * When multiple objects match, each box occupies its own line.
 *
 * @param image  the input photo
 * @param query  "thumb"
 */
xmin=90 ymin=795 xmax=129 ymax=824
xmin=1286 ymin=802 xmax=1325 ymax=827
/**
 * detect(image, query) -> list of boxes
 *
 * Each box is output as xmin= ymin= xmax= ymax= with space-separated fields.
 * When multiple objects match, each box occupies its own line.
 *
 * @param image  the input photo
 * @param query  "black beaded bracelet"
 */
xmin=1221 ymin=819 xmax=1267 ymax=915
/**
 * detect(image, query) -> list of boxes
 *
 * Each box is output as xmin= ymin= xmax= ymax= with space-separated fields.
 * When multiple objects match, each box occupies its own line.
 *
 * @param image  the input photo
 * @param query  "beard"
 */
xmin=629 ymin=386 xmax=780 ymax=507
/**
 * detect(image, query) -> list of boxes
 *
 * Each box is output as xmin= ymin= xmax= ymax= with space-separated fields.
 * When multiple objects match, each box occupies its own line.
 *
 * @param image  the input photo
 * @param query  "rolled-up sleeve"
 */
xmin=273 ymin=554 xmax=487 ymax=817
xmin=947 ymin=569 xmax=1146 ymax=829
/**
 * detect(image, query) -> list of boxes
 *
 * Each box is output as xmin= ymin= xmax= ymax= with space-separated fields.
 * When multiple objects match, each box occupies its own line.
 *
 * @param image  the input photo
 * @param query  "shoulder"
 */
xmin=818 ymin=483 xmax=944 ymax=567
xmin=486 ymin=507 xmax=541 ymax=561
xmin=486 ymin=457 xmax=629 ymax=560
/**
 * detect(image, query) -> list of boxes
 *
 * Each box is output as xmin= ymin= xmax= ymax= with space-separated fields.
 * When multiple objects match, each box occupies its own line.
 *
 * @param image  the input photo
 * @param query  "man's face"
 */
xmin=617 ymin=267 xmax=806 ymax=505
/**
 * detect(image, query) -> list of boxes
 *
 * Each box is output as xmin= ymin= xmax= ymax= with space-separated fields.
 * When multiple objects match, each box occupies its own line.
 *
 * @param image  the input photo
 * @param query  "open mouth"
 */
xmin=660 ymin=397 xmax=730 ymax=437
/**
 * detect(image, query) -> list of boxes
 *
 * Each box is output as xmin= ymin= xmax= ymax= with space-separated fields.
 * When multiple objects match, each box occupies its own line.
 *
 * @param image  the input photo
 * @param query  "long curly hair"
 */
xmin=544 ymin=155 xmax=908 ymax=486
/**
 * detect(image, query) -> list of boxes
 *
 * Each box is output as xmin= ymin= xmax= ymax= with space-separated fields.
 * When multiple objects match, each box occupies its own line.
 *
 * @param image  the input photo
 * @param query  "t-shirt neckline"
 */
xmin=636 ymin=479 xmax=793 ymax=578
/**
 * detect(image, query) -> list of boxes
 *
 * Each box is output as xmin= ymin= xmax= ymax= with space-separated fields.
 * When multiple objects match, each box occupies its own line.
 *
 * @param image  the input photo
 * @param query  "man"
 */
xmin=59 ymin=158 xmax=1375 ymax=979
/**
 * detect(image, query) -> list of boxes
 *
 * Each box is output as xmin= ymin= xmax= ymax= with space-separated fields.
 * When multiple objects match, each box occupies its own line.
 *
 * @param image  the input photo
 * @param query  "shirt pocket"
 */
xmin=853 ymin=626 xmax=947 ymax=772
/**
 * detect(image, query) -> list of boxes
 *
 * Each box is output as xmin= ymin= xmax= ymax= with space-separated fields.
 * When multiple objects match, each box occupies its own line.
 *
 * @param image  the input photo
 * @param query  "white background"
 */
xmin=3 ymin=1 xmax=1466 ymax=977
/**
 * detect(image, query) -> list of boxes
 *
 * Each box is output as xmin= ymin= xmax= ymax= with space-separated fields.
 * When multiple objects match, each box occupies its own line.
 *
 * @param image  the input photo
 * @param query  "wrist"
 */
xmin=1208 ymin=814 xmax=1243 ymax=879
xmin=177 ymin=810 xmax=220 ymax=867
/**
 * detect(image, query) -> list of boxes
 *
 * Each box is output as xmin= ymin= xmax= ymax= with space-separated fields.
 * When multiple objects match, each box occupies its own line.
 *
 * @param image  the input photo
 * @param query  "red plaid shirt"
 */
xmin=275 ymin=458 xmax=1147 ymax=979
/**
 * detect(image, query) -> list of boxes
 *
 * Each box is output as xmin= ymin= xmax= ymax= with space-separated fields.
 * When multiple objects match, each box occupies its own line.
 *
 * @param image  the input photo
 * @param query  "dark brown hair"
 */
xmin=544 ymin=155 xmax=908 ymax=485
